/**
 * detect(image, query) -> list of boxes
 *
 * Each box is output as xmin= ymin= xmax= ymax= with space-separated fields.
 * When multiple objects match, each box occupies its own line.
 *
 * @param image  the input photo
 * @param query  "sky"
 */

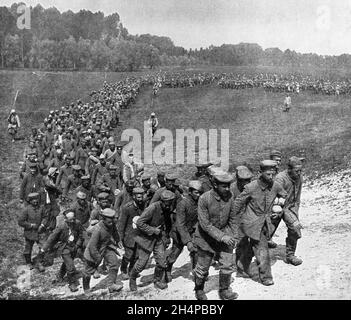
xmin=3 ymin=0 xmax=351 ymax=55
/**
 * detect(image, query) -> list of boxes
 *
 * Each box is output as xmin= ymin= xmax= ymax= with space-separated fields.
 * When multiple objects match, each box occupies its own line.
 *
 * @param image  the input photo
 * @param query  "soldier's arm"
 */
xmin=117 ymin=205 xmax=128 ymax=242
xmin=136 ymin=205 xmax=159 ymax=236
xmin=88 ymin=227 xmax=102 ymax=262
xmin=197 ymin=195 xmax=226 ymax=242
xmin=18 ymin=208 xmax=31 ymax=229
xmin=42 ymin=225 xmax=62 ymax=252
xmin=176 ymin=200 xmax=192 ymax=244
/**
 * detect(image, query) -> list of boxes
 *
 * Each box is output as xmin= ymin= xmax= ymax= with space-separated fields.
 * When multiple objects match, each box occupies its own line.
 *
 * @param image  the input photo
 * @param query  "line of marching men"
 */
xmin=17 ymin=80 xmax=304 ymax=300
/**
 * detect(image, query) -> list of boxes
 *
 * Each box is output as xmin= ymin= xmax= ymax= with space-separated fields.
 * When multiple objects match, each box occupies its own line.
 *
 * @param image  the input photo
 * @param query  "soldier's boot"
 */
xmin=120 ymin=257 xmax=130 ymax=280
xmin=67 ymin=273 xmax=79 ymax=292
xmin=106 ymin=268 xmax=123 ymax=293
xmin=268 ymin=240 xmax=278 ymax=249
xmin=82 ymin=274 xmax=91 ymax=293
xmin=165 ymin=263 xmax=173 ymax=283
xmin=194 ymin=275 xmax=207 ymax=300
xmin=218 ymin=273 xmax=238 ymax=300
xmin=53 ymin=263 xmax=67 ymax=284
xmin=129 ymin=268 xmax=138 ymax=292
xmin=23 ymin=254 xmax=33 ymax=269
xmin=153 ymin=267 xmax=168 ymax=290
xmin=285 ymin=237 xmax=303 ymax=266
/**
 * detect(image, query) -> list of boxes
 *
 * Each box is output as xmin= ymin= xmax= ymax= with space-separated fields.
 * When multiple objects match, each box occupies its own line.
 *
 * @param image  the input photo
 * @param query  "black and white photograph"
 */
xmin=0 ymin=0 xmax=350 ymax=304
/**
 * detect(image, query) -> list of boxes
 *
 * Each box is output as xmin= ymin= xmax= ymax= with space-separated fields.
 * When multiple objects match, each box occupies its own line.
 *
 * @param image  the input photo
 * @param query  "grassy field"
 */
xmin=1 ymin=68 xmax=351 ymax=298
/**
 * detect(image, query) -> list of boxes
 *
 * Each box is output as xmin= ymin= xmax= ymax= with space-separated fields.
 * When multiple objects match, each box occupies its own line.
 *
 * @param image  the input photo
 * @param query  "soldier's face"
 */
xmin=142 ymin=179 xmax=151 ymax=188
xmin=289 ymin=165 xmax=302 ymax=180
xmin=31 ymin=198 xmax=39 ymax=206
xmin=161 ymin=199 xmax=173 ymax=212
xmin=109 ymin=169 xmax=116 ymax=177
xmin=133 ymin=193 xmax=144 ymax=205
xmin=272 ymin=156 xmax=281 ymax=167
xmin=165 ymin=180 xmax=175 ymax=191
xmin=78 ymin=198 xmax=86 ymax=206
xmin=190 ymin=189 xmax=201 ymax=201
xmin=103 ymin=216 xmax=114 ymax=228
xmin=100 ymin=199 xmax=110 ymax=208
xmin=215 ymin=182 xmax=231 ymax=198
xmin=261 ymin=169 xmax=275 ymax=184
xmin=82 ymin=180 xmax=90 ymax=188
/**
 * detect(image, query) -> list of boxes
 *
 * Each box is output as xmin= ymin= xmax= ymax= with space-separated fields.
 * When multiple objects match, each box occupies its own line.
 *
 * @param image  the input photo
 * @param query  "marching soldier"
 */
xmin=273 ymin=156 xmax=304 ymax=266
xmin=118 ymin=187 xmax=146 ymax=280
xmin=18 ymin=192 xmax=45 ymax=272
xmin=232 ymin=160 xmax=287 ymax=286
xmin=166 ymin=180 xmax=203 ymax=282
xmin=19 ymin=162 xmax=45 ymax=205
xmin=82 ymin=208 xmax=124 ymax=293
xmin=193 ymin=171 xmax=239 ymax=300
xmin=41 ymin=210 xmax=84 ymax=292
xmin=129 ymin=190 xmax=175 ymax=291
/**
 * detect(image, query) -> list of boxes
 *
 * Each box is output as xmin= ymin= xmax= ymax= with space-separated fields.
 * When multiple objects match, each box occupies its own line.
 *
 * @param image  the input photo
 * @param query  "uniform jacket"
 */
xmin=193 ymin=189 xmax=238 ymax=253
xmin=84 ymin=221 xmax=120 ymax=264
xmin=42 ymin=219 xmax=84 ymax=255
xmin=20 ymin=173 xmax=45 ymax=202
xmin=18 ymin=205 xmax=44 ymax=241
xmin=232 ymin=178 xmax=287 ymax=241
xmin=56 ymin=164 xmax=73 ymax=187
xmin=174 ymin=195 xmax=198 ymax=245
xmin=135 ymin=201 xmax=172 ymax=253
xmin=114 ymin=189 xmax=133 ymax=218
xmin=69 ymin=200 xmax=93 ymax=228
xmin=118 ymin=201 xmax=144 ymax=248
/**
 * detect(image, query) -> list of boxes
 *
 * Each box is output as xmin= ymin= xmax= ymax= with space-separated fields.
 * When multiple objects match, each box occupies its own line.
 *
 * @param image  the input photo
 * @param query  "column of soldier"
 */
xmin=18 ymin=77 xmax=305 ymax=300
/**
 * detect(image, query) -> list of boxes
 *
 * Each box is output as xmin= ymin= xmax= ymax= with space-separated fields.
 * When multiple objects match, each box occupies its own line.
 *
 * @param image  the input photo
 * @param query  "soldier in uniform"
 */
xmin=63 ymin=164 xmax=83 ymax=201
xmin=114 ymin=179 xmax=135 ymax=218
xmin=273 ymin=156 xmax=304 ymax=266
xmin=18 ymin=192 xmax=46 ymax=272
xmin=166 ymin=180 xmax=203 ymax=282
xmin=129 ymin=190 xmax=175 ymax=291
xmin=193 ymin=171 xmax=239 ymax=300
xmin=82 ymin=208 xmax=124 ymax=293
xmin=41 ymin=210 xmax=84 ymax=292
xmin=56 ymin=154 xmax=74 ymax=191
xmin=232 ymin=160 xmax=287 ymax=286
xmin=19 ymin=162 xmax=45 ymax=205
xmin=118 ymin=187 xmax=145 ymax=281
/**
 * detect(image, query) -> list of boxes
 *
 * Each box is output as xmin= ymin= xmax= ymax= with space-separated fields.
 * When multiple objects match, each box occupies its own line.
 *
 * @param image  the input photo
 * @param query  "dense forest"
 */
xmin=1 ymin=3 xmax=351 ymax=71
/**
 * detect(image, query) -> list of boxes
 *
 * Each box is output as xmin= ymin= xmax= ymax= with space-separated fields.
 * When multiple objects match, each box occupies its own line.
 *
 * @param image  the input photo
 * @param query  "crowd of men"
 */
xmin=16 ymin=74 xmax=305 ymax=300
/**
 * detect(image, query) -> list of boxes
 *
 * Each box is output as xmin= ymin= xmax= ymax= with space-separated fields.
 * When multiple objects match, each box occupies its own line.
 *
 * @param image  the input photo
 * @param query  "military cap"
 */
xmin=109 ymin=164 xmax=118 ymax=170
xmin=91 ymin=147 xmax=98 ymax=152
xmin=100 ymin=208 xmax=116 ymax=218
xmin=108 ymin=137 xmax=115 ymax=143
xmin=72 ymin=164 xmax=81 ymax=171
xmin=76 ymin=191 xmax=86 ymax=199
xmin=27 ymin=192 xmax=40 ymax=200
xmin=133 ymin=187 xmax=145 ymax=195
xmin=28 ymin=150 xmax=37 ymax=156
xmin=97 ymin=192 xmax=109 ymax=200
xmin=141 ymin=173 xmax=151 ymax=181
xmin=165 ymin=173 xmax=177 ymax=181
xmin=188 ymin=180 xmax=203 ymax=192
xmin=48 ymin=167 xmax=58 ymax=176
xmin=116 ymin=141 xmax=124 ymax=148
xmin=56 ymin=148 xmax=63 ymax=154
xmin=212 ymin=171 xmax=234 ymax=184
xmin=270 ymin=150 xmax=282 ymax=158
xmin=207 ymin=165 xmax=223 ymax=176
xmin=81 ymin=175 xmax=91 ymax=180
xmin=99 ymin=154 xmax=106 ymax=160
xmin=260 ymin=160 xmax=277 ymax=171
xmin=196 ymin=162 xmax=212 ymax=168
xmin=236 ymin=166 xmax=254 ymax=180
xmin=160 ymin=190 xmax=175 ymax=201
xmin=174 ymin=179 xmax=182 ymax=187
xmin=288 ymin=156 xmax=305 ymax=168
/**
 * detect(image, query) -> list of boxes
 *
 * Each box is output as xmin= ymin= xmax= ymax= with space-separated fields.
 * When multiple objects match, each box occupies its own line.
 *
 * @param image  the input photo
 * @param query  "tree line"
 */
xmin=1 ymin=3 xmax=351 ymax=72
